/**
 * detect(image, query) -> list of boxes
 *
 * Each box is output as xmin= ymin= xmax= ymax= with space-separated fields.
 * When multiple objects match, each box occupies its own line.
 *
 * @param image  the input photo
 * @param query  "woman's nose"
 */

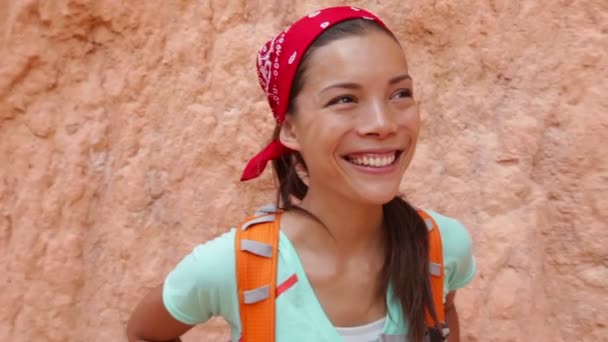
xmin=357 ymin=102 xmax=398 ymax=138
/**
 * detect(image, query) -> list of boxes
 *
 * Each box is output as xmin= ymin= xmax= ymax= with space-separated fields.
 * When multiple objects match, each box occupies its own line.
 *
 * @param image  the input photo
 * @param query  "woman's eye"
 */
xmin=327 ymin=95 xmax=356 ymax=106
xmin=392 ymin=89 xmax=413 ymax=99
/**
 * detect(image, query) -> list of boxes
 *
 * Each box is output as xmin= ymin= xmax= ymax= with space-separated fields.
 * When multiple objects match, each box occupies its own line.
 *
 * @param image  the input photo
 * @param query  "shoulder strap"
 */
xmin=235 ymin=206 xmax=281 ymax=342
xmin=235 ymin=206 xmax=445 ymax=341
xmin=417 ymin=209 xmax=446 ymax=328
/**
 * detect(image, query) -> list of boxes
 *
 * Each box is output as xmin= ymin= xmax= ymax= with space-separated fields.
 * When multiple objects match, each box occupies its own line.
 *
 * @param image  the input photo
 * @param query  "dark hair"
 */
xmin=271 ymin=19 xmax=438 ymax=341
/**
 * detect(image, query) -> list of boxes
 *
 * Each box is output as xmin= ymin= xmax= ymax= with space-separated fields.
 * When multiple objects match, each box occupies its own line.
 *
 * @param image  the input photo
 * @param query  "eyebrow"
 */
xmin=320 ymin=74 xmax=412 ymax=93
xmin=389 ymin=74 xmax=412 ymax=84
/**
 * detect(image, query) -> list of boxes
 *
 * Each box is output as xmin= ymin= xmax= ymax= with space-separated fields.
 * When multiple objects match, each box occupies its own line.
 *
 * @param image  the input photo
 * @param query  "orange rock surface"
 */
xmin=1 ymin=1 xmax=606 ymax=341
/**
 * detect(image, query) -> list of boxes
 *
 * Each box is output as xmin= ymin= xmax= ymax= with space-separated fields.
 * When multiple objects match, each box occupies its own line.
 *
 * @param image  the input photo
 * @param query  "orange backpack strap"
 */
xmin=418 ymin=209 xmax=449 ymax=338
xmin=235 ymin=205 xmax=281 ymax=342
xmin=235 ymin=206 xmax=447 ymax=341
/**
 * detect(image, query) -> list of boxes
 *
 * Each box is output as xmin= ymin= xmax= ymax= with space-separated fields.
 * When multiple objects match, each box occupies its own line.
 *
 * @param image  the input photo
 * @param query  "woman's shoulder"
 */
xmin=180 ymin=206 xmax=282 ymax=273
xmin=423 ymin=209 xmax=474 ymax=260
xmin=423 ymin=209 xmax=477 ymax=291
xmin=193 ymin=228 xmax=237 ymax=256
xmin=167 ymin=228 xmax=238 ymax=285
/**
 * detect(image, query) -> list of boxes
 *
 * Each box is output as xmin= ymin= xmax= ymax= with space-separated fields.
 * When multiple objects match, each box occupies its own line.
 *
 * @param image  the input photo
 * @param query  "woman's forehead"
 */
xmin=304 ymin=31 xmax=409 ymax=86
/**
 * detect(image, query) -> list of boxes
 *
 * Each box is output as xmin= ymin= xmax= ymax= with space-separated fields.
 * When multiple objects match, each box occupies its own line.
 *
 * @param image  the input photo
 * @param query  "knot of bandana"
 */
xmin=240 ymin=6 xmax=389 ymax=181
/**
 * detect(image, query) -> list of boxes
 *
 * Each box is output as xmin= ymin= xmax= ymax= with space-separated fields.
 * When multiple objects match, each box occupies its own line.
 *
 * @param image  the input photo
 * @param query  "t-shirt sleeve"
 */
xmin=429 ymin=211 xmax=477 ymax=293
xmin=162 ymin=229 xmax=239 ymax=326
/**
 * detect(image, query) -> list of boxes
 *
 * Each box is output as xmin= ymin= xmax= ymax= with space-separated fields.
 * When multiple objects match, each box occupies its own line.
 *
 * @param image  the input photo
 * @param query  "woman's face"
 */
xmin=280 ymin=29 xmax=420 ymax=205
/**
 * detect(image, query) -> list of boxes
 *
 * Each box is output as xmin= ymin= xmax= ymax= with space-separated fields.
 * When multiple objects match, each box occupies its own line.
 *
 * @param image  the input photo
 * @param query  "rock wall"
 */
xmin=0 ymin=0 xmax=606 ymax=341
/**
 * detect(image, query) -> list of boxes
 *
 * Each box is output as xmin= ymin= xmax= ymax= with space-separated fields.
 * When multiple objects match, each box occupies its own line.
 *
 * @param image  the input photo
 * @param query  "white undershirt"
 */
xmin=335 ymin=317 xmax=386 ymax=342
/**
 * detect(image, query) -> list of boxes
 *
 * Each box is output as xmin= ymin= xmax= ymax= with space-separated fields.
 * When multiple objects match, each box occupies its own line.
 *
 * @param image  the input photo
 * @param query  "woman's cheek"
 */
xmin=403 ymin=106 xmax=420 ymax=127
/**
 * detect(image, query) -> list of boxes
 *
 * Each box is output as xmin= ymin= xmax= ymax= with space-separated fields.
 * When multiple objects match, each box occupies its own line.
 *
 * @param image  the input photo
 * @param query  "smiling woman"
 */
xmin=277 ymin=24 xmax=418 ymax=206
xmin=126 ymin=6 xmax=476 ymax=342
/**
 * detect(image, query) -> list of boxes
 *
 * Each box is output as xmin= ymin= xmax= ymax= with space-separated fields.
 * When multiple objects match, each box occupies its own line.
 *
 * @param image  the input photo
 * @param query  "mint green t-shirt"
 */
xmin=162 ymin=209 xmax=476 ymax=341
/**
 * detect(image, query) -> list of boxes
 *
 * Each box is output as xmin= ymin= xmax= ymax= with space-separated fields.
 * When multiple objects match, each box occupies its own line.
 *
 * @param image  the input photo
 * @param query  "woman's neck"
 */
xmin=298 ymin=186 xmax=385 ymax=255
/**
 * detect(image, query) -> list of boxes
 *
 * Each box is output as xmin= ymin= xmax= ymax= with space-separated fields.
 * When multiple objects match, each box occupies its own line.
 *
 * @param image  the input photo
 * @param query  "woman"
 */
xmin=126 ymin=6 xmax=476 ymax=342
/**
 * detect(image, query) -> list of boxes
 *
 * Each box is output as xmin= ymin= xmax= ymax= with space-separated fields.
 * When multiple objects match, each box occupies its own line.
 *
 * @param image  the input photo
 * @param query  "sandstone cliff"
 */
xmin=1 ymin=1 xmax=606 ymax=341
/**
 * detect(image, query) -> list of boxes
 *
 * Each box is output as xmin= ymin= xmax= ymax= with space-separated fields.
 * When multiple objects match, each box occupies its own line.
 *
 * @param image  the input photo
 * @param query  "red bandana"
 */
xmin=240 ymin=6 xmax=389 ymax=181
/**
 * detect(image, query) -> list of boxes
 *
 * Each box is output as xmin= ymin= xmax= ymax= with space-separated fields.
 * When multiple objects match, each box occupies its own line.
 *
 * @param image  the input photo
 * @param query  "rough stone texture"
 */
xmin=0 ymin=0 xmax=606 ymax=341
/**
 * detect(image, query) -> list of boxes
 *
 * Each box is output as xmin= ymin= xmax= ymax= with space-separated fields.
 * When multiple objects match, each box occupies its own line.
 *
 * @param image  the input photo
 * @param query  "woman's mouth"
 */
xmin=343 ymin=150 xmax=403 ymax=168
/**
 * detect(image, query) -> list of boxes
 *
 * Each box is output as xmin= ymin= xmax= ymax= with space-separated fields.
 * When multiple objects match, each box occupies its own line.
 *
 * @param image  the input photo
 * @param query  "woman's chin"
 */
xmin=353 ymin=186 xmax=401 ymax=206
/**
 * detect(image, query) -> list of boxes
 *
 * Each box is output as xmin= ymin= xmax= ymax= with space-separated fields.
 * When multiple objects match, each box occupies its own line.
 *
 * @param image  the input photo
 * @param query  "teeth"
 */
xmin=349 ymin=153 xmax=396 ymax=167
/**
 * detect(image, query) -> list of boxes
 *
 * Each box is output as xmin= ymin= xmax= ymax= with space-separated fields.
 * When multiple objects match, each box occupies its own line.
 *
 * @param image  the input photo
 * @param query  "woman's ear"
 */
xmin=278 ymin=116 xmax=301 ymax=151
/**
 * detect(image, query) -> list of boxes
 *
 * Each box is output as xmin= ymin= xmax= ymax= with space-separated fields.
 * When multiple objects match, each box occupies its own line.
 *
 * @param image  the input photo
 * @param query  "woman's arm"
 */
xmin=126 ymin=284 xmax=193 ymax=342
xmin=445 ymin=291 xmax=460 ymax=342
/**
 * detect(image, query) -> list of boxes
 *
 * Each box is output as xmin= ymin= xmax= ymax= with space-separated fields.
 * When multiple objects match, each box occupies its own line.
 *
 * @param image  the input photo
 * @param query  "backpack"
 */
xmin=235 ymin=205 xmax=449 ymax=342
